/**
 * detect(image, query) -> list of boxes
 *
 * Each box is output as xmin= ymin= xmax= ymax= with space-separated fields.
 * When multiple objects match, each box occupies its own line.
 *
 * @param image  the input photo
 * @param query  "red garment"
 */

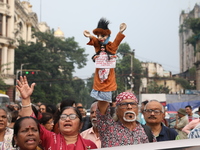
xmin=30 ymin=113 xmax=97 ymax=149
xmin=40 ymin=125 xmax=97 ymax=150
xmin=87 ymin=32 xmax=125 ymax=92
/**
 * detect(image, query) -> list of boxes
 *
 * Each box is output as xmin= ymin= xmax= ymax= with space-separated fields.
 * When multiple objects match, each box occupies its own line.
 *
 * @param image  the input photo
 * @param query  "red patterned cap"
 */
xmin=116 ymin=92 xmax=138 ymax=104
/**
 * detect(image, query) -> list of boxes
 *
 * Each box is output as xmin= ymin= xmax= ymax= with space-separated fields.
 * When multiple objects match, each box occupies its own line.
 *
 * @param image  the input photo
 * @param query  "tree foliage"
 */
xmin=115 ymin=42 xmax=142 ymax=95
xmin=15 ymin=30 xmax=89 ymax=104
xmin=147 ymin=81 xmax=171 ymax=94
xmin=174 ymin=78 xmax=195 ymax=89
xmin=0 ymin=78 xmax=7 ymax=91
xmin=181 ymin=17 xmax=200 ymax=53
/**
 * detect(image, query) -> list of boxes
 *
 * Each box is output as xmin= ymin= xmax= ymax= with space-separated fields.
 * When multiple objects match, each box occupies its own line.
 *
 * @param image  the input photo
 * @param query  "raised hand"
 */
xmin=83 ymin=30 xmax=92 ymax=38
xmin=16 ymin=76 xmax=35 ymax=100
xmin=119 ymin=23 xmax=127 ymax=33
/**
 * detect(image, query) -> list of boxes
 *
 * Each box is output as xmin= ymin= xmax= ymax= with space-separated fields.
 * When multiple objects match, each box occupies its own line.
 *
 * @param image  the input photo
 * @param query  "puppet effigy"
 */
xmin=83 ymin=18 xmax=127 ymax=102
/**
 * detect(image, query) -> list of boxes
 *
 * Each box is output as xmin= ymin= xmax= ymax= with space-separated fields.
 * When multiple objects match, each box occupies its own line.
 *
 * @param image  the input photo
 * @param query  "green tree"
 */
xmin=15 ymin=30 xmax=88 ymax=104
xmin=147 ymin=81 xmax=171 ymax=94
xmin=115 ymin=43 xmax=142 ymax=95
xmin=174 ymin=78 xmax=195 ymax=89
xmin=181 ymin=17 xmax=200 ymax=54
xmin=0 ymin=78 xmax=7 ymax=91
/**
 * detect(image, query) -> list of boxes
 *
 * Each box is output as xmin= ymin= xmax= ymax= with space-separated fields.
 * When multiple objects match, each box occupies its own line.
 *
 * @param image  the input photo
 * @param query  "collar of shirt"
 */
xmin=88 ymin=127 xmax=95 ymax=134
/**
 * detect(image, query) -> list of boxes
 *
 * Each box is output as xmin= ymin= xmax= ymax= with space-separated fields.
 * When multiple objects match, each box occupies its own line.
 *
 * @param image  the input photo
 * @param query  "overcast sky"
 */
xmin=27 ymin=0 xmax=200 ymax=79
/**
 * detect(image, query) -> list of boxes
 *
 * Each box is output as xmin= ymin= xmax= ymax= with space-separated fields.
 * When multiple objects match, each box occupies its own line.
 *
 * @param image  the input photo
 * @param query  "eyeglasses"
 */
xmin=144 ymin=109 xmax=163 ymax=115
xmin=60 ymin=114 xmax=77 ymax=121
xmin=117 ymin=102 xmax=138 ymax=109
xmin=47 ymin=120 xmax=54 ymax=124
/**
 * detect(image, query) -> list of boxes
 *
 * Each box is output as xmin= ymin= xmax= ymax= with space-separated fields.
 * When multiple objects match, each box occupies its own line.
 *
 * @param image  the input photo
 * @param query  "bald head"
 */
xmin=144 ymin=100 xmax=164 ymax=113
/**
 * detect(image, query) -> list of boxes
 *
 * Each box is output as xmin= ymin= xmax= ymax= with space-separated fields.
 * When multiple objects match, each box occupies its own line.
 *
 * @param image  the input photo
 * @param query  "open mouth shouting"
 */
xmin=64 ymin=123 xmax=72 ymax=128
xmin=25 ymin=138 xmax=37 ymax=145
xmin=123 ymin=111 xmax=137 ymax=122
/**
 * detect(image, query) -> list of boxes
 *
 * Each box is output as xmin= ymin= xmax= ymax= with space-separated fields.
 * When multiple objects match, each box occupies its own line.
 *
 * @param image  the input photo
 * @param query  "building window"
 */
xmin=0 ymin=14 xmax=2 ymax=36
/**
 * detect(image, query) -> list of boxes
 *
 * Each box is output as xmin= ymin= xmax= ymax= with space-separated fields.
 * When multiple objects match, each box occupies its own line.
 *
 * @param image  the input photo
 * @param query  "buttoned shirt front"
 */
xmin=81 ymin=127 xmax=101 ymax=148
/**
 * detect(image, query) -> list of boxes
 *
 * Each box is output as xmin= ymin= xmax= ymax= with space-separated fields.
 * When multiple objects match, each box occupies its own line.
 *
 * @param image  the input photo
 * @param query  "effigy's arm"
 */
xmin=106 ymin=23 xmax=127 ymax=54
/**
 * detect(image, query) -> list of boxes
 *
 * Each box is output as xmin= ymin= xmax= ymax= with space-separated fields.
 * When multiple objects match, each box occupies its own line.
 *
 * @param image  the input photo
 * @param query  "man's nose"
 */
xmin=127 ymin=104 xmax=133 ymax=108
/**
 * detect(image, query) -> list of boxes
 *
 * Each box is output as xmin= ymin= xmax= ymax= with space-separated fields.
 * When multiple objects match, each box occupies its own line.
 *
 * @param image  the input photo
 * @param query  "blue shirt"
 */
xmin=137 ymin=113 xmax=146 ymax=125
xmin=156 ymin=123 xmax=178 ymax=141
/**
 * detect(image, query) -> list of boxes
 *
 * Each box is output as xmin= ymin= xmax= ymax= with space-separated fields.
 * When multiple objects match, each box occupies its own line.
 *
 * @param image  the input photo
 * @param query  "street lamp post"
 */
xmin=127 ymin=49 xmax=135 ymax=92
xmin=15 ymin=63 xmax=30 ymax=101
xmin=20 ymin=63 xmax=30 ymax=76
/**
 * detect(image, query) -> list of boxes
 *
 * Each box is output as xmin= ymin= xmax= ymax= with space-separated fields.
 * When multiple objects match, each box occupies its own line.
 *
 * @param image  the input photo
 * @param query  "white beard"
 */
xmin=123 ymin=111 xmax=137 ymax=122
xmin=91 ymin=118 xmax=97 ymax=127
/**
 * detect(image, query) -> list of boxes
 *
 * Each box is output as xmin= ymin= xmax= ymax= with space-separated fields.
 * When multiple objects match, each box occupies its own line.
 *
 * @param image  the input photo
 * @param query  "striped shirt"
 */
xmin=188 ymin=128 xmax=200 ymax=139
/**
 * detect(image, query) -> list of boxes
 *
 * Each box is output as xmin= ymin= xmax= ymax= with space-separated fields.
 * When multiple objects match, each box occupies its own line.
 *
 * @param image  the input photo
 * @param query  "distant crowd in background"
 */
xmin=1 ymin=80 xmax=200 ymax=149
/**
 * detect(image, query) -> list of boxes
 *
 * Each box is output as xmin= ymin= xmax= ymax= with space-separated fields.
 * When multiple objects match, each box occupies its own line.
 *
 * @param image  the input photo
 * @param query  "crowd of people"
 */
xmin=0 ymin=76 xmax=200 ymax=149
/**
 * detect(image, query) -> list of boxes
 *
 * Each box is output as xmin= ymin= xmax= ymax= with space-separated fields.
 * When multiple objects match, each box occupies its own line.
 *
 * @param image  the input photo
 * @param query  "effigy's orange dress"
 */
xmin=87 ymin=32 xmax=125 ymax=92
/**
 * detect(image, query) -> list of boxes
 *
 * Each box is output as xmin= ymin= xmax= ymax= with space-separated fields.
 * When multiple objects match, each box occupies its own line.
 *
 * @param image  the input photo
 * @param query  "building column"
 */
xmin=27 ymin=23 xmax=31 ymax=42
xmin=2 ymin=14 xmax=6 ymax=36
xmin=22 ymin=23 xmax=27 ymax=41
xmin=7 ymin=48 xmax=14 ymax=75
xmin=1 ymin=45 xmax=8 ymax=74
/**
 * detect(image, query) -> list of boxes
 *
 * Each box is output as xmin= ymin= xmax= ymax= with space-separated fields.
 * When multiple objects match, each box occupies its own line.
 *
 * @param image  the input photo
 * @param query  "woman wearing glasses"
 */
xmin=16 ymin=76 xmax=97 ymax=150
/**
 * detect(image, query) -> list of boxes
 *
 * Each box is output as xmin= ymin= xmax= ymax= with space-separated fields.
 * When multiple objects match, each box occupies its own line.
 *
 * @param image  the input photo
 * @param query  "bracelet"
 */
xmin=20 ymin=103 xmax=32 ymax=108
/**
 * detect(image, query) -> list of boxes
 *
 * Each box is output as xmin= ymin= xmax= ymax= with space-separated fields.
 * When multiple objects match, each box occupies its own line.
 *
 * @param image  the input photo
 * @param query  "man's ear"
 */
xmin=162 ymin=112 xmax=165 ymax=119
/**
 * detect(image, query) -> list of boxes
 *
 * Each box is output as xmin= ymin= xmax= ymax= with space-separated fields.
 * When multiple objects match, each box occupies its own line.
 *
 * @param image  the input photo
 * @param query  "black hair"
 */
xmin=11 ymin=110 xmax=19 ymax=122
xmin=32 ymin=105 xmax=39 ymax=119
xmin=60 ymin=99 xmax=75 ymax=110
xmin=60 ymin=106 xmax=82 ymax=122
xmin=91 ymin=44 xmax=114 ymax=62
xmin=39 ymin=112 xmax=53 ymax=125
xmin=185 ymin=105 xmax=192 ymax=109
xmin=142 ymin=100 xmax=149 ymax=106
xmin=12 ymin=116 xmax=40 ymax=147
xmin=46 ymin=104 xmax=57 ymax=115
xmin=54 ymin=99 xmax=76 ymax=125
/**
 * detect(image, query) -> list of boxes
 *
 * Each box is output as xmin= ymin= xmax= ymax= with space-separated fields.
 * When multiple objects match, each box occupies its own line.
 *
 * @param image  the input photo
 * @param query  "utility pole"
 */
xmin=126 ymin=49 xmax=135 ymax=93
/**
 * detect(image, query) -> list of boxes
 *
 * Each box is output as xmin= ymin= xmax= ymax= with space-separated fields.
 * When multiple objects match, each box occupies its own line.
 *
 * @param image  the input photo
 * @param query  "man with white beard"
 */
xmin=97 ymin=92 xmax=156 ymax=148
xmin=80 ymin=101 xmax=101 ymax=148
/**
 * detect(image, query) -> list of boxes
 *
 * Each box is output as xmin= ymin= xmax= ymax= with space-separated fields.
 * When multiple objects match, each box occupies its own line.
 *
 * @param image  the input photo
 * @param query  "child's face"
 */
xmin=97 ymin=34 xmax=108 ymax=43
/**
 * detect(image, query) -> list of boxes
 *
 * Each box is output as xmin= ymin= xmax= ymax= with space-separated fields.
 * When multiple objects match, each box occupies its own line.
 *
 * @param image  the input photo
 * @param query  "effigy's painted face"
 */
xmin=97 ymin=34 xmax=109 ymax=43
